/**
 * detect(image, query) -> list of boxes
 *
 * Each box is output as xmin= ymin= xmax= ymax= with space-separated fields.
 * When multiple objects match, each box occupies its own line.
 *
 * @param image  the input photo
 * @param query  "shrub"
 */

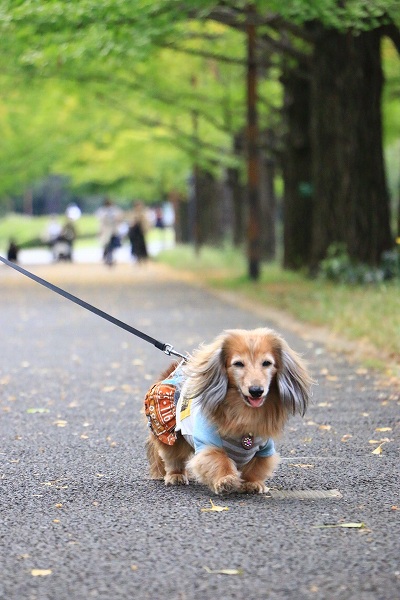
xmin=319 ymin=242 xmax=400 ymax=284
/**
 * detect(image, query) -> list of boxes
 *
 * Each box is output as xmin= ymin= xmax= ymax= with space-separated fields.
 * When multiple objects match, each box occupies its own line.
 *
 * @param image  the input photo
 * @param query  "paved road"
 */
xmin=0 ymin=261 xmax=399 ymax=600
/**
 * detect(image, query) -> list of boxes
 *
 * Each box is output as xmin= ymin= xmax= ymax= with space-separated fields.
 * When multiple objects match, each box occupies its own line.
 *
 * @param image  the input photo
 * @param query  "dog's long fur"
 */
xmin=146 ymin=328 xmax=313 ymax=494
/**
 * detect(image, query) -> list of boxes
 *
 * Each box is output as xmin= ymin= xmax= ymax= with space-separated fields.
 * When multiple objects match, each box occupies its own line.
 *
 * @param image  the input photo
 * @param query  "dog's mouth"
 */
xmin=242 ymin=395 xmax=265 ymax=408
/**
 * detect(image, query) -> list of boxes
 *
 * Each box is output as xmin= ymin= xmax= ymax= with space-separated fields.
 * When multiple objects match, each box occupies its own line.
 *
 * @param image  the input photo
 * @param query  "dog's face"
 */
xmin=183 ymin=327 xmax=312 ymax=421
xmin=225 ymin=332 xmax=278 ymax=408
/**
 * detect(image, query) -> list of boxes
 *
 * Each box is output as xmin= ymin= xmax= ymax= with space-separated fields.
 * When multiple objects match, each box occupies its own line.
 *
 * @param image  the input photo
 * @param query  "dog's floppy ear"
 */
xmin=275 ymin=338 xmax=313 ymax=417
xmin=183 ymin=334 xmax=228 ymax=414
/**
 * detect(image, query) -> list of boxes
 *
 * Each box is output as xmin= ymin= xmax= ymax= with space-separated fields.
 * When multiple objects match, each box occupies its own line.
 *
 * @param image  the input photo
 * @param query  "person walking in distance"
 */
xmin=96 ymin=198 xmax=123 ymax=266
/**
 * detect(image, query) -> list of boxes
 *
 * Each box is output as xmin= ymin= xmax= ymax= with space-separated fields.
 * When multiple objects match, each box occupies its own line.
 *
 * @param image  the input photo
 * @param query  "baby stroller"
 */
xmin=52 ymin=236 xmax=73 ymax=261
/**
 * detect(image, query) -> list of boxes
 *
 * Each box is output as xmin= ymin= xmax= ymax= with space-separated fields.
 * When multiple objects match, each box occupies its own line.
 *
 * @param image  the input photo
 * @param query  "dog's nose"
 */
xmin=249 ymin=386 xmax=264 ymax=398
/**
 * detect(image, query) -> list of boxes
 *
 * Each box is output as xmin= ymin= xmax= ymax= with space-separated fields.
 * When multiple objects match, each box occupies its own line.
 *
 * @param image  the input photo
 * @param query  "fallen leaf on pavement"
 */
xmin=201 ymin=499 xmax=229 ymax=512
xmin=314 ymin=522 xmax=366 ymax=529
xmin=341 ymin=434 xmax=352 ymax=442
xmin=375 ymin=427 xmax=392 ymax=432
xmin=288 ymin=464 xmax=314 ymax=468
xmin=27 ymin=408 xmax=49 ymax=414
xmin=53 ymin=420 xmax=67 ymax=427
xmin=31 ymin=569 xmax=52 ymax=577
xmin=203 ymin=566 xmax=243 ymax=575
xmin=372 ymin=443 xmax=385 ymax=455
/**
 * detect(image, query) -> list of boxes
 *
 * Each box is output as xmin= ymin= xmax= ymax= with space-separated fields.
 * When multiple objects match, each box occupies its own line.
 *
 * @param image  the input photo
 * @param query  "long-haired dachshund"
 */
xmin=144 ymin=328 xmax=313 ymax=494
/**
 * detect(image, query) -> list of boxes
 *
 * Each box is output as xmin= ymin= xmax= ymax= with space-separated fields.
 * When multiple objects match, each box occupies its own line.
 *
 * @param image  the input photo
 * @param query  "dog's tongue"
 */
xmin=248 ymin=396 xmax=264 ymax=408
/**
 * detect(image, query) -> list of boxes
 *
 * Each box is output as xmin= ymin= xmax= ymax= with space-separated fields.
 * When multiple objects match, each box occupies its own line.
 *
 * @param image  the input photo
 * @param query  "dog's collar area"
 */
xmin=241 ymin=434 xmax=254 ymax=449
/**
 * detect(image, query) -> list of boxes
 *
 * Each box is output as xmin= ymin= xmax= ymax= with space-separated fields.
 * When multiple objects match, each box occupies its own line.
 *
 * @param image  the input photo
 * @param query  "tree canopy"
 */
xmin=1 ymin=0 xmax=398 ymax=202
xmin=0 ymin=0 xmax=399 ymax=277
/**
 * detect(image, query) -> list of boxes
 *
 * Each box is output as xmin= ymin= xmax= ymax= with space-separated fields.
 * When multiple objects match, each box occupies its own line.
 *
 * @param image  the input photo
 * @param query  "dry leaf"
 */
xmin=102 ymin=386 xmax=116 ymax=393
xmin=53 ymin=420 xmax=67 ymax=427
xmin=372 ymin=443 xmax=385 ymax=455
xmin=121 ymin=384 xmax=133 ymax=393
xmin=375 ymin=427 xmax=392 ymax=432
xmin=132 ymin=359 xmax=144 ymax=366
xmin=201 ymin=499 xmax=229 ymax=513
xmin=55 ymin=503 xmax=63 ymax=508
xmin=27 ymin=408 xmax=49 ymax=414
xmin=326 ymin=375 xmax=338 ymax=381
xmin=391 ymin=506 xmax=398 ymax=511
xmin=203 ymin=566 xmax=243 ymax=575
xmin=317 ymin=402 xmax=331 ymax=407
xmin=31 ymin=569 xmax=52 ymax=577
xmin=341 ymin=434 xmax=352 ymax=442
xmin=130 ymin=565 xmax=138 ymax=571
xmin=314 ymin=522 xmax=366 ymax=529
xmin=319 ymin=425 xmax=332 ymax=431
xmin=289 ymin=464 xmax=314 ymax=469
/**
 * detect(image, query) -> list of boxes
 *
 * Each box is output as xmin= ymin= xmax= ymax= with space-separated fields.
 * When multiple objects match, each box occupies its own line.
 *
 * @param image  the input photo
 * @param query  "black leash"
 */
xmin=0 ymin=255 xmax=187 ymax=361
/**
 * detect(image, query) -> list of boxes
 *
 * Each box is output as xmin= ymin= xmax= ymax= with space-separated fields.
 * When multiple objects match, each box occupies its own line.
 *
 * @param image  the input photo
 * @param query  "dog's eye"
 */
xmin=232 ymin=360 xmax=245 ymax=368
xmin=262 ymin=360 xmax=273 ymax=367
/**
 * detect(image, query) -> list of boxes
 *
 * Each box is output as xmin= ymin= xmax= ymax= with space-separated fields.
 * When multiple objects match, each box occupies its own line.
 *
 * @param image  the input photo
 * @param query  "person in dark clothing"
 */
xmin=128 ymin=222 xmax=148 ymax=262
xmin=128 ymin=203 xmax=149 ymax=263
xmin=7 ymin=239 xmax=19 ymax=262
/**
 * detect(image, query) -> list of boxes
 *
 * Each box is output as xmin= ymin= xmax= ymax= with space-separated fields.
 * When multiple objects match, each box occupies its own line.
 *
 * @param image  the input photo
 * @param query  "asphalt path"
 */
xmin=0 ymin=261 xmax=399 ymax=600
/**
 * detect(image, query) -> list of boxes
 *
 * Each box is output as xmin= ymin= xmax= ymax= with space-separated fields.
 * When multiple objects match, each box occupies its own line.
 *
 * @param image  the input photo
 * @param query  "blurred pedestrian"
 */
xmin=96 ymin=198 xmax=123 ymax=266
xmin=7 ymin=239 xmax=19 ymax=263
xmin=44 ymin=215 xmax=62 ymax=261
xmin=128 ymin=202 xmax=149 ymax=263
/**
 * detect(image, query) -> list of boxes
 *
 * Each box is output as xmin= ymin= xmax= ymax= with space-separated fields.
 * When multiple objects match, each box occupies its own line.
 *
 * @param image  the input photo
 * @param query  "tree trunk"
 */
xmin=281 ymin=69 xmax=313 ymax=269
xmin=259 ymin=145 xmax=276 ymax=261
xmin=310 ymin=27 xmax=392 ymax=267
xmin=227 ymin=166 xmax=246 ymax=247
xmin=246 ymin=12 xmax=261 ymax=279
xmin=196 ymin=168 xmax=224 ymax=246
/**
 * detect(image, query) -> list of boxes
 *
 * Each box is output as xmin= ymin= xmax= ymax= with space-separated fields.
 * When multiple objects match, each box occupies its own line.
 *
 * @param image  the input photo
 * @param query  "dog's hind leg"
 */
xmin=157 ymin=434 xmax=193 ymax=486
xmin=146 ymin=434 xmax=166 ymax=479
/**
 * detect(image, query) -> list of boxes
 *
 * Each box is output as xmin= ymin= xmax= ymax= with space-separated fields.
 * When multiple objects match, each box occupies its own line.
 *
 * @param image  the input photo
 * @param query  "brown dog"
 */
xmin=145 ymin=328 xmax=313 ymax=494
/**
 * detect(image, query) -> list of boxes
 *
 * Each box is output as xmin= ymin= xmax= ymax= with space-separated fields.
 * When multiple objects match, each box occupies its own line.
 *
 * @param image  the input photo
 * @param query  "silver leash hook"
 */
xmin=163 ymin=343 xmax=188 ymax=361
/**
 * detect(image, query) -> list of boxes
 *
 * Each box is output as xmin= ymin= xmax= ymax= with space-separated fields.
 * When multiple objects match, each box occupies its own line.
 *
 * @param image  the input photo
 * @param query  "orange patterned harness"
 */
xmin=144 ymin=369 xmax=184 ymax=445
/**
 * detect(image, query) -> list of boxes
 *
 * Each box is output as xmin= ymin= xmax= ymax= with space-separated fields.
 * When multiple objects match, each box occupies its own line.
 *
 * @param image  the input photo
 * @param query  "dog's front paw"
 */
xmin=212 ymin=475 xmax=241 ymax=495
xmin=164 ymin=473 xmax=189 ymax=486
xmin=240 ymin=481 xmax=269 ymax=494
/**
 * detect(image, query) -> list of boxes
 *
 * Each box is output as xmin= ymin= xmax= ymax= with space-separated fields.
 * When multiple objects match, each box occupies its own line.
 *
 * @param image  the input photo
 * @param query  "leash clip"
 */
xmin=163 ymin=343 xmax=188 ymax=361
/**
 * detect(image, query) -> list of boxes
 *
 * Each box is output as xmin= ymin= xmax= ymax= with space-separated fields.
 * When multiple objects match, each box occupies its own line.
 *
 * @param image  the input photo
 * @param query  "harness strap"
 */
xmin=0 ymin=255 xmax=187 ymax=360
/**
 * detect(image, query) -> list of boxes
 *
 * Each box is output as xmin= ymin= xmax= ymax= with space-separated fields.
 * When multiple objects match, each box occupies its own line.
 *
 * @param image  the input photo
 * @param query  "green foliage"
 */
xmin=319 ymin=242 xmax=400 ymax=284
xmin=0 ymin=213 xmax=98 ymax=249
xmin=157 ymin=242 xmax=400 ymax=364
xmin=0 ymin=0 xmax=399 ymax=208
